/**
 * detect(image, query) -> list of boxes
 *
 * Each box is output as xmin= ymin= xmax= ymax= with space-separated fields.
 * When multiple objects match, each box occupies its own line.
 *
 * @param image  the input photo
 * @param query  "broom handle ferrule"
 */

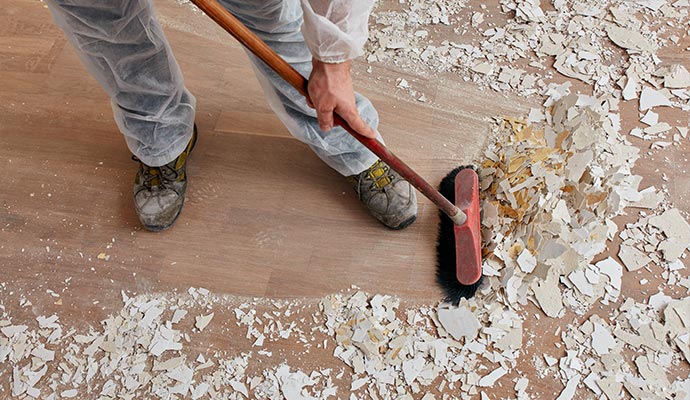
xmin=190 ymin=0 xmax=462 ymax=221
xmin=449 ymin=207 xmax=467 ymax=226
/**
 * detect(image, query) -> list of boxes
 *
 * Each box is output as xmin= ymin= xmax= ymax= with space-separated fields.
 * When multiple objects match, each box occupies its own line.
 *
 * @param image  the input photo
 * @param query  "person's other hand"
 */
xmin=307 ymin=59 xmax=377 ymax=139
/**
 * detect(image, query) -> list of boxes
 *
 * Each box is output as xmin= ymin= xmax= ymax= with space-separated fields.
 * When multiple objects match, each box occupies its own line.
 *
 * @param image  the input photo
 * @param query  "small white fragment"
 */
xmin=552 ymin=200 xmax=571 ymax=224
xmin=478 ymin=367 xmax=507 ymax=387
xmin=649 ymin=208 xmax=690 ymax=261
xmin=591 ymin=323 xmax=616 ymax=355
xmin=556 ymin=375 xmax=580 ymax=400
xmin=544 ymin=355 xmax=558 ymax=366
xmin=275 ymin=364 xmax=316 ymax=400
xmin=229 ymin=380 xmax=249 ymax=397
xmin=396 ymin=78 xmax=410 ymax=89
xmin=569 ymin=270 xmax=594 ymax=297
xmin=195 ymin=313 xmax=214 ymax=332
xmin=437 ymin=305 xmax=480 ymax=341
xmin=472 ymin=62 xmax=494 ymax=75
xmin=351 ymin=377 xmax=368 ymax=391
xmin=645 ymin=123 xmax=672 ymax=135
xmin=619 ymin=244 xmax=651 ymax=271
xmin=1 ymin=325 xmax=28 ymax=338
xmin=532 ymin=277 xmax=563 ymax=318
xmin=640 ymin=87 xmax=672 ymax=111
xmin=517 ymin=249 xmax=537 ymax=274
xmin=623 ymin=77 xmax=638 ymax=100
xmin=402 ymin=357 xmax=426 ymax=385
xmin=649 ymin=291 xmax=673 ymax=311
xmin=606 ymin=25 xmax=654 ymax=53
xmin=191 ymin=382 xmax=210 ymax=400
xmin=31 ymin=347 xmax=55 ymax=362
xmin=172 ymin=309 xmax=187 ymax=324
xmin=61 ymin=389 xmax=78 ymax=398
xmin=664 ymin=64 xmax=690 ymax=89
xmin=640 ymin=110 xmax=659 ymax=126
xmin=597 ymin=257 xmax=623 ymax=299
xmin=669 ymin=259 xmax=685 ymax=272
xmin=253 ymin=334 xmax=265 ymax=347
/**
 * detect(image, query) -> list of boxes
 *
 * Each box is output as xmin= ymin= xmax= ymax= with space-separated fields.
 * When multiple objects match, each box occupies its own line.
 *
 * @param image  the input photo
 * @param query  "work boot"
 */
xmin=347 ymin=160 xmax=417 ymax=229
xmin=132 ymin=125 xmax=197 ymax=232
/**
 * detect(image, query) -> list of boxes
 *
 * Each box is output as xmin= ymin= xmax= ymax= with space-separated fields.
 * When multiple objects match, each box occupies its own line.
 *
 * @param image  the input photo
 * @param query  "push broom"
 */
xmin=189 ymin=0 xmax=483 ymax=301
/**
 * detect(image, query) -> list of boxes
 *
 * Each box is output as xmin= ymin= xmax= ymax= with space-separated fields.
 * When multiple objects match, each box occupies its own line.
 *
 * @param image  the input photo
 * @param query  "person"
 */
xmin=45 ymin=0 xmax=418 ymax=231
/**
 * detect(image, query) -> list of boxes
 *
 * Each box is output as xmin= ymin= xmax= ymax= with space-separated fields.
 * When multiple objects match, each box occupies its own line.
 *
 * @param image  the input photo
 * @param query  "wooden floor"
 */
xmin=2 ymin=0 xmax=689 ymax=317
xmin=0 ymin=0 xmax=542 ymax=318
xmin=1 ymin=0 xmax=689 ymax=398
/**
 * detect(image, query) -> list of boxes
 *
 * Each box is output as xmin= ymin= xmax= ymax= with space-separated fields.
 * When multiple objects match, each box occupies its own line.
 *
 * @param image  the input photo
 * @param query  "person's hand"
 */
xmin=306 ymin=59 xmax=378 ymax=139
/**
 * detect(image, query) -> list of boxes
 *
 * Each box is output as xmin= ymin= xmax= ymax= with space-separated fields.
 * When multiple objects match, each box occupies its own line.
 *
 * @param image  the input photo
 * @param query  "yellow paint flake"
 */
xmin=530 ymin=147 xmax=556 ymax=163
xmin=555 ymin=130 xmax=571 ymax=149
xmin=586 ymin=192 xmax=607 ymax=208
xmin=508 ymin=155 xmax=528 ymax=174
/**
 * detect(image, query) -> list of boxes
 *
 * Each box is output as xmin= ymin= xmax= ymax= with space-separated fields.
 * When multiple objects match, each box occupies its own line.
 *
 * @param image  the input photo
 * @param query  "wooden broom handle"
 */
xmin=189 ymin=0 xmax=465 ymax=223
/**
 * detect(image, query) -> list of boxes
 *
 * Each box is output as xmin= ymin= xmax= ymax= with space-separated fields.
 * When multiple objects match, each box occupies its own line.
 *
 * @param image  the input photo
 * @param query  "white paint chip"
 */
xmin=61 ymin=389 xmax=78 ymax=398
xmin=517 ymin=249 xmax=537 ymax=273
xmin=591 ymin=323 xmax=616 ymax=355
xmin=606 ymin=25 xmax=654 ymax=53
xmin=437 ymin=304 xmax=480 ymax=341
xmin=1 ymin=325 xmax=28 ymax=338
xmin=195 ymin=313 xmax=214 ymax=332
xmin=664 ymin=64 xmax=690 ymax=89
xmin=649 ymin=291 xmax=673 ymax=311
xmin=478 ymin=367 xmax=507 ymax=387
xmin=556 ymin=375 xmax=580 ymax=400
xmin=619 ymin=244 xmax=651 ymax=271
xmin=649 ymin=208 xmax=690 ymax=261
xmin=171 ymin=309 xmax=187 ymax=324
xmin=472 ymin=62 xmax=494 ymax=75
xmin=640 ymin=87 xmax=672 ymax=111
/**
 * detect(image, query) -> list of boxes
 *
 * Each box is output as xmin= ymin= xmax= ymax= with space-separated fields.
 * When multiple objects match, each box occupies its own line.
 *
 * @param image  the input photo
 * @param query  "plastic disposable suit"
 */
xmin=46 ymin=0 xmax=380 ymax=176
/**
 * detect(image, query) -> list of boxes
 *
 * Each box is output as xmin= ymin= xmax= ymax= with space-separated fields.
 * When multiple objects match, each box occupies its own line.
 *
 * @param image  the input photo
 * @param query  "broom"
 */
xmin=189 ymin=0 xmax=483 ymax=302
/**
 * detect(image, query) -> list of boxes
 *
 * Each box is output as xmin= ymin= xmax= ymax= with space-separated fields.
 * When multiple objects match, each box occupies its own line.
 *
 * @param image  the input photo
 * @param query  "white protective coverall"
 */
xmin=45 ymin=0 xmax=381 ymax=176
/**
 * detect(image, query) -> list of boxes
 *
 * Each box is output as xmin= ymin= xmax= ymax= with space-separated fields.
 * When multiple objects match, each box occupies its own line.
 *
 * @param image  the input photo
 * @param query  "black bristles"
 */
xmin=436 ymin=165 xmax=482 ymax=303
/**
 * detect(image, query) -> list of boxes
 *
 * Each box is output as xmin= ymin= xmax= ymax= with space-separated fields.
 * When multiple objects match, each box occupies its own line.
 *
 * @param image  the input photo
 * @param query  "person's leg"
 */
xmin=45 ymin=0 xmax=197 ymax=230
xmin=45 ymin=0 xmax=195 ymax=166
xmin=217 ymin=0 xmax=378 ymax=177
xmin=219 ymin=0 xmax=416 ymax=228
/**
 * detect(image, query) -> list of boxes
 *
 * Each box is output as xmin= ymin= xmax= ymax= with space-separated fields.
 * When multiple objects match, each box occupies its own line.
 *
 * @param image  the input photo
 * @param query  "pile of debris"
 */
xmin=477 ymin=85 xmax=645 ymax=316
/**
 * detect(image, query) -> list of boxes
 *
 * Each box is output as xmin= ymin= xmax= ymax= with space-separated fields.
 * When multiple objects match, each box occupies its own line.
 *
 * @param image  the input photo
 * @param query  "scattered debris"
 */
xmin=4 ymin=1 xmax=689 ymax=399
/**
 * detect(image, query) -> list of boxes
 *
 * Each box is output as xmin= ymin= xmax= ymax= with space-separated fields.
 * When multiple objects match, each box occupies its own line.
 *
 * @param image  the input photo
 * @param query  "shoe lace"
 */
xmin=132 ymin=156 xmax=179 ymax=189
xmin=366 ymin=160 xmax=395 ymax=191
